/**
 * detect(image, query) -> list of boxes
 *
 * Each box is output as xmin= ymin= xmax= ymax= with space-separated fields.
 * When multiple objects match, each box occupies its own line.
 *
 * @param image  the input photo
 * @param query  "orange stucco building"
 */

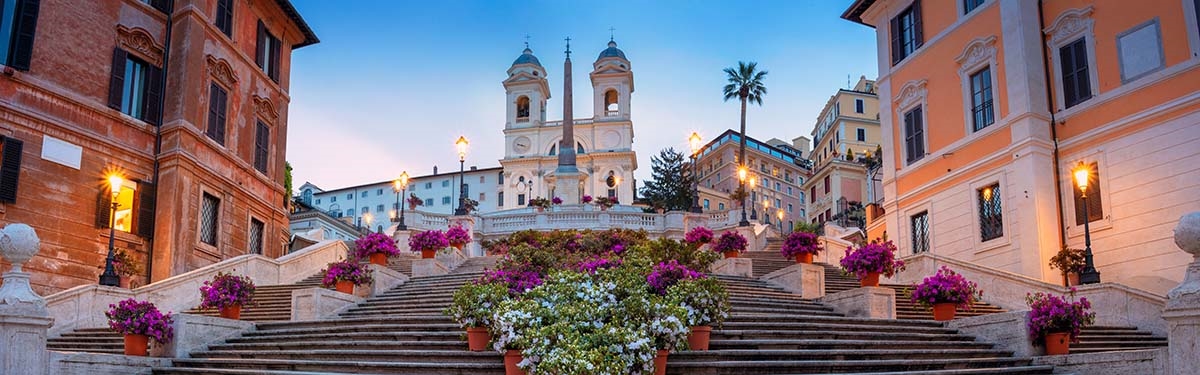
xmin=844 ymin=0 xmax=1200 ymax=294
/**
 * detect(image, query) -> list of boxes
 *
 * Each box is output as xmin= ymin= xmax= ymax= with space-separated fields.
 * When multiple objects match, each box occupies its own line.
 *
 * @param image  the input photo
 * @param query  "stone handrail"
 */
xmin=894 ymin=253 xmax=1167 ymax=335
xmin=44 ymin=239 xmax=349 ymax=337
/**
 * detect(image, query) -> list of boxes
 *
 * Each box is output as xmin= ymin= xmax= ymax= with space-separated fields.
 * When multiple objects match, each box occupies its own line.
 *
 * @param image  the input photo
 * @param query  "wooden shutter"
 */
xmin=912 ymin=107 xmax=925 ymax=158
xmin=255 ymin=21 xmax=265 ymax=69
xmin=0 ymin=136 xmax=22 ymax=203
xmin=95 ymin=188 xmax=112 ymax=229
xmin=215 ymin=0 xmax=232 ymax=36
xmin=889 ymin=14 xmax=900 ymax=65
xmin=149 ymin=0 xmax=172 ymax=14
xmin=912 ymin=0 xmax=924 ymax=49
xmin=144 ymin=64 xmax=163 ymax=125
xmin=904 ymin=111 xmax=915 ymax=161
xmin=107 ymin=48 xmax=127 ymax=110
xmin=136 ymin=181 xmax=156 ymax=238
xmin=207 ymin=83 xmax=226 ymax=144
xmin=8 ymin=0 xmax=40 ymax=71
xmin=254 ymin=122 xmax=269 ymax=173
xmin=268 ymin=36 xmax=281 ymax=82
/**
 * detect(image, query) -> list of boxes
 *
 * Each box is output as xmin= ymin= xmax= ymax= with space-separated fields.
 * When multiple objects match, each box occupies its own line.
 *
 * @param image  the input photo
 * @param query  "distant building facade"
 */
xmin=693 ymin=130 xmax=814 ymax=230
xmin=802 ymin=76 xmax=882 ymax=229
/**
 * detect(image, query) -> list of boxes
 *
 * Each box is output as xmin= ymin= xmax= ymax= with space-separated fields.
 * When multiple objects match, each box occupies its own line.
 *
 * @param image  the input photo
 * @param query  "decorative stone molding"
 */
xmin=253 ymin=95 xmax=279 ymax=124
xmin=1044 ymin=6 xmax=1094 ymax=46
xmin=205 ymin=55 xmax=238 ymax=88
xmin=116 ymin=25 xmax=164 ymax=67
xmin=0 ymin=224 xmax=46 ymax=313
xmin=893 ymin=79 xmax=927 ymax=111
xmin=955 ymin=36 xmax=997 ymax=72
xmin=1168 ymin=212 xmax=1200 ymax=308
xmin=1164 ymin=212 xmax=1200 ymax=375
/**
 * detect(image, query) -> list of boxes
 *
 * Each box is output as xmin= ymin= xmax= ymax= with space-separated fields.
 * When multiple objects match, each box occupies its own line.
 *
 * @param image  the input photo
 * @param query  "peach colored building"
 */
xmin=803 ymin=76 xmax=882 ymax=229
xmin=693 ymin=130 xmax=813 ymax=230
xmin=843 ymin=0 xmax=1200 ymax=294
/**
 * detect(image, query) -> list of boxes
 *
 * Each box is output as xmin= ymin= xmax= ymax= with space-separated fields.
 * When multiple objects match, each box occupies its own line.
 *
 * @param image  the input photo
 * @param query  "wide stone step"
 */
xmin=708 ymin=339 xmax=996 ymax=351
xmin=193 ymin=349 xmax=500 ymax=363
xmin=256 ymin=316 xmax=453 ymax=330
xmin=245 ymin=323 xmax=463 ymax=337
xmin=718 ymin=322 xmax=957 ymax=335
xmin=664 ymin=357 xmax=1038 ymax=374
xmin=712 ymin=330 xmax=977 ymax=342
xmin=207 ymin=340 xmax=469 ymax=352
xmin=668 ymin=365 xmax=1055 ymax=375
xmin=164 ymin=358 xmax=504 ymax=375
xmin=669 ymin=348 xmax=1015 ymax=362
xmin=228 ymin=331 xmax=462 ymax=344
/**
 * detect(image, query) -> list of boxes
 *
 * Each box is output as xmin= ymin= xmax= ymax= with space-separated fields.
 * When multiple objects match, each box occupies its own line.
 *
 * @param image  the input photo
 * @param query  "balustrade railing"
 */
xmin=402 ymin=206 xmax=740 ymax=237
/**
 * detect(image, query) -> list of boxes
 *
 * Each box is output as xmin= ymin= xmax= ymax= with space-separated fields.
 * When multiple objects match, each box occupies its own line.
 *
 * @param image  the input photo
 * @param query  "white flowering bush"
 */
xmin=445 ymin=282 xmax=509 ymax=328
xmin=666 ymin=277 xmax=731 ymax=327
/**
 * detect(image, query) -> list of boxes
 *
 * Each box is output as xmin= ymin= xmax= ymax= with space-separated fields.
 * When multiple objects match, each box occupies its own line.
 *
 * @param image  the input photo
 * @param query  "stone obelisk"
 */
xmin=554 ymin=38 xmax=583 ymax=203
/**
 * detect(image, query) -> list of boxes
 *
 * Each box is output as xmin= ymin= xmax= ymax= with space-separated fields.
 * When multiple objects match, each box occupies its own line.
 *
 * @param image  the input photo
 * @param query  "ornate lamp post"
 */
xmin=689 ymin=132 xmax=704 ymax=213
xmin=737 ymin=165 xmax=750 ymax=226
xmin=748 ymin=176 xmax=758 ymax=221
xmin=363 ymin=212 xmax=374 ymax=233
xmin=1075 ymin=162 xmax=1101 ymax=284
xmin=393 ymin=171 xmax=409 ymax=230
xmin=777 ymin=209 xmax=785 ymax=234
xmin=454 ymin=136 xmax=469 ymax=215
xmin=763 ymin=198 xmax=771 ymax=225
xmin=99 ymin=174 xmax=122 ymax=287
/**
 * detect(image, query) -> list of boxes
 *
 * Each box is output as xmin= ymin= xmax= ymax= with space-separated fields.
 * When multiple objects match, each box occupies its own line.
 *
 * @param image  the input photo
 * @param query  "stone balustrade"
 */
xmin=398 ymin=206 xmax=743 ymax=239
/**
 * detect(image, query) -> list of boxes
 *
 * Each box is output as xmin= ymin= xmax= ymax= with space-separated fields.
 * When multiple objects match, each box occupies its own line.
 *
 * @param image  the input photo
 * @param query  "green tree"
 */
xmin=284 ymin=161 xmax=294 ymax=200
xmin=639 ymin=148 xmax=695 ymax=211
xmin=722 ymin=61 xmax=768 ymax=209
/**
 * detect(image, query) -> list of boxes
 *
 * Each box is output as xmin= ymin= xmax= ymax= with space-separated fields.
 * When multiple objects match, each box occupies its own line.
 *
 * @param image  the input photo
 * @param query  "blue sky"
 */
xmin=287 ymin=0 xmax=878 ymax=190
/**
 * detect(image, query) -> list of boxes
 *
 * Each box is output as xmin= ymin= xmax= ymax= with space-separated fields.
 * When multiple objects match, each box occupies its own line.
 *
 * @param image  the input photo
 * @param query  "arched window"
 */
xmin=516 ymin=96 xmax=530 ymax=121
xmin=576 ymin=142 xmax=585 ymax=154
xmin=549 ymin=144 xmax=556 ymax=156
xmin=302 ymin=189 xmax=313 ymax=204
xmin=604 ymin=90 xmax=619 ymax=115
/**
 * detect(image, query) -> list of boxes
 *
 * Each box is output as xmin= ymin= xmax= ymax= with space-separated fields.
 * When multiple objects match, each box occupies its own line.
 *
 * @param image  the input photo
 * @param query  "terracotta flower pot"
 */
xmin=1044 ymin=332 xmax=1071 ymax=355
xmin=119 ymin=276 xmax=132 ymax=289
xmin=504 ymin=349 xmax=526 ymax=375
xmin=369 ymin=253 xmax=389 ymax=266
xmin=723 ymin=250 xmax=740 ymax=259
xmin=654 ymin=349 xmax=669 ymax=375
xmin=219 ymin=304 xmax=242 ymax=320
xmin=335 ymin=280 xmax=354 ymax=294
xmin=687 ymin=325 xmax=712 ymax=351
xmin=795 ymin=253 xmax=813 ymax=264
xmin=600 ymin=206 xmax=608 ymax=211
xmin=1066 ymin=272 xmax=1080 ymax=287
xmin=452 ymin=243 xmax=465 ymax=251
xmin=466 ymin=326 xmax=489 ymax=352
xmin=931 ymin=302 xmax=956 ymax=321
xmin=859 ymin=272 xmax=881 ymax=287
xmin=536 ymin=207 xmax=545 ymax=213
xmin=124 ymin=333 xmax=149 ymax=356
xmin=421 ymin=248 xmax=437 ymax=259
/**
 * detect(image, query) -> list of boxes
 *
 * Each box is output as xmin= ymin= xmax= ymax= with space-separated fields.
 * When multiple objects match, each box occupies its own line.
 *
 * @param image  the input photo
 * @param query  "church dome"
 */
xmin=512 ymin=47 xmax=542 ymax=67
xmin=597 ymin=41 xmax=626 ymax=60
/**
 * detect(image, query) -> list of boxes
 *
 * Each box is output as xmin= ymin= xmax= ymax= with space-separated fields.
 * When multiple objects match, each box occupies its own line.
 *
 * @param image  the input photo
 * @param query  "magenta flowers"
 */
xmin=577 ymin=258 xmax=623 ymax=274
xmin=685 ymin=226 xmax=714 ymax=245
xmin=582 ymin=195 xmax=594 ymax=204
xmin=446 ymin=225 xmax=472 ymax=247
xmin=1026 ymin=289 xmax=1096 ymax=344
xmin=552 ymin=196 xmax=563 ymax=205
xmin=780 ymin=232 xmax=822 ymax=259
xmin=408 ymin=229 xmax=449 ymax=252
xmin=910 ymin=266 xmax=982 ymax=310
xmin=479 ymin=268 xmax=544 ymax=295
xmin=647 ymin=260 xmax=706 ymax=295
xmin=354 ymin=232 xmax=401 ymax=259
xmin=106 ymin=298 xmax=174 ymax=344
xmin=199 ymin=272 xmax=256 ymax=310
xmin=711 ymin=231 xmax=748 ymax=254
xmin=840 ymin=239 xmax=905 ymax=279
xmin=321 ymin=260 xmax=373 ymax=287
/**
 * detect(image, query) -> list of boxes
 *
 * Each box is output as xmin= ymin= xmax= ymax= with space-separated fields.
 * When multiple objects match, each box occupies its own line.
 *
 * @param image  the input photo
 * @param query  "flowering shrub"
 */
xmin=711 ymin=231 xmax=748 ymax=254
xmin=353 ymin=232 xmax=400 ymax=259
xmin=446 ymin=282 xmax=509 ymax=328
xmin=321 ymin=260 xmax=373 ymax=287
xmin=1050 ymin=247 xmax=1086 ymax=275
xmin=1026 ymin=289 xmax=1095 ymax=344
xmin=582 ymin=195 xmax=593 ymax=204
xmin=665 ymin=277 xmax=730 ymax=327
xmin=113 ymin=248 xmax=142 ymax=277
xmin=446 ymin=225 xmax=472 ymax=247
xmin=577 ymin=257 xmax=623 ymax=274
xmin=408 ymin=230 xmax=449 ymax=252
xmin=646 ymin=260 xmax=705 ymax=296
xmin=529 ymin=197 xmax=552 ymax=209
xmin=780 ymin=232 xmax=822 ymax=259
xmin=106 ymin=298 xmax=174 ymax=344
xmin=595 ymin=196 xmax=618 ymax=209
xmin=199 ymin=272 xmax=256 ymax=310
xmin=839 ymin=239 xmax=906 ymax=279
xmin=479 ymin=268 xmax=544 ymax=295
xmin=552 ymin=196 xmax=563 ymax=205
xmin=684 ymin=227 xmax=714 ymax=246
xmin=910 ymin=266 xmax=982 ymax=310
xmin=407 ymin=193 xmax=423 ymax=209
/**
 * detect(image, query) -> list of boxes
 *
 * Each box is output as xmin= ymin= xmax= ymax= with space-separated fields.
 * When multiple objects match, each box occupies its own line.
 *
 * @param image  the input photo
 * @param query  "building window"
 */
xmin=346 ymin=193 xmax=352 ymax=199
xmin=214 ymin=0 xmax=233 ymax=37
xmin=256 ymin=21 xmax=281 ymax=82
xmin=977 ymin=183 xmax=1003 ymax=241
xmin=911 ymin=211 xmax=929 ymax=253
xmin=517 ymin=194 xmax=526 ymax=206
xmin=206 ymin=83 xmax=227 ymax=145
xmin=890 ymin=0 xmax=923 ymax=65
xmin=330 ymin=196 xmax=336 ymax=202
xmin=1116 ymin=20 xmax=1165 ymax=83
xmin=1060 ymin=38 xmax=1092 ymax=108
xmin=254 ymin=122 xmax=269 ymax=173
xmin=963 ymin=0 xmax=984 ymax=14
xmin=703 ymin=199 xmax=710 ymax=210
xmin=0 ymin=0 xmax=39 ymax=71
xmin=376 ymin=204 xmax=384 ymax=212
xmin=479 ymin=192 xmax=486 ymax=202
xmin=788 ymin=203 xmax=793 ymax=213
xmin=249 ymin=218 xmax=264 ymax=255
xmin=823 ymin=176 xmax=831 ymax=194
xmin=108 ymin=49 xmax=162 ymax=124
xmin=969 ymin=67 xmax=995 ymax=131
xmin=361 ymin=191 xmax=368 ymax=198
xmin=498 ymin=192 xmax=504 ymax=207
xmin=442 ymin=180 xmax=450 ymax=187
xmin=442 ymin=196 xmax=451 ymax=205
xmin=424 ymin=198 xmax=434 ymax=206
xmin=855 ymin=99 xmax=864 ymax=113
xmin=498 ymin=172 xmax=505 ymax=184
xmin=1073 ymin=162 xmax=1103 ymax=225
xmin=200 ymin=193 xmax=220 ymax=246
xmin=345 ymin=209 xmax=353 ymax=217
xmin=809 ymin=186 xmax=816 ymax=203
xmin=479 ymin=175 xmax=486 ymax=183
xmin=425 ymin=182 xmax=432 ymax=189
xmin=315 ymin=198 xmax=320 ymax=205
xmin=516 ymin=96 xmax=530 ymax=121
xmin=718 ymin=202 xmax=725 ymax=210
xmin=903 ymin=106 xmax=925 ymax=164
xmin=377 ymin=188 xmax=383 ymax=195
xmin=360 ymin=207 xmax=368 ymax=214
xmin=856 ymin=128 xmax=866 ymax=142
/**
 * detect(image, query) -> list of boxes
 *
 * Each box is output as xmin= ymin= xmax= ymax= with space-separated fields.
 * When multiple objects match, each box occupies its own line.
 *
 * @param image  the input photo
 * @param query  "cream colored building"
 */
xmin=802 ymin=76 xmax=882 ymax=228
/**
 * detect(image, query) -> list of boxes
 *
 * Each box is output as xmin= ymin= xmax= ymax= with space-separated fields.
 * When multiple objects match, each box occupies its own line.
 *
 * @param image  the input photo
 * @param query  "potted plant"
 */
xmin=407 ymin=193 xmax=423 ymax=211
xmin=1050 ymin=246 xmax=1086 ymax=286
xmin=446 ymin=282 xmax=509 ymax=351
xmin=1026 ymin=289 xmax=1095 ymax=355
xmin=112 ymin=248 xmax=142 ymax=289
xmin=408 ymin=230 xmax=449 ymax=259
xmin=684 ymin=226 xmax=714 ymax=249
xmin=321 ymin=260 xmax=373 ymax=294
xmin=909 ymin=266 xmax=982 ymax=321
xmin=781 ymin=231 xmax=822 ymax=264
xmin=839 ymin=239 xmax=905 ymax=287
xmin=354 ymin=232 xmax=400 ymax=266
xmin=446 ymin=225 xmax=472 ymax=251
xmin=665 ymin=277 xmax=730 ymax=351
xmin=529 ymin=197 xmax=551 ymax=212
xmin=199 ymin=272 xmax=256 ymax=320
xmin=581 ymin=195 xmax=593 ymax=205
xmin=595 ymin=196 xmax=618 ymax=211
xmin=551 ymin=196 xmax=563 ymax=206
xmin=105 ymin=298 xmax=174 ymax=356
xmin=711 ymin=231 xmax=748 ymax=259
xmin=462 ymin=198 xmax=480 ymax=214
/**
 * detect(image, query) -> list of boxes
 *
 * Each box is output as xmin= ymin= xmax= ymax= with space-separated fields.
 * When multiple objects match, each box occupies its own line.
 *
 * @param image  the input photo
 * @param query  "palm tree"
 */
xmin=723 ymin=61 xmax=767 ymax=225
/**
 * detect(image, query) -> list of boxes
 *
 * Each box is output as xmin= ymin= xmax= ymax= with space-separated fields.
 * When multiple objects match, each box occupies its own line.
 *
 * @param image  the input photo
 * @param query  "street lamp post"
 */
xmin=454 ymin=136 xmax=469 ymax=216
xmin=393 ymin=171 xmax=409 ymax=230
xmin=1075 ymin=163 xmax=1101 ymax=284
xmin=363 ymin=212 xmax=374 ymax=233
xmin=777 ymin=209 xmax=785 ymax=234
xmin=689 ymin=132 xmax=703 ymax=213
xmin=748 ymin=176 xmax=758 ymax=221
xmin=99 ymin=174 xmax=122 ymax=287
xmin=737 ymin=165 xmax=750 ymax=226
xmin=763 ymin=198 xmax=770 ymax=225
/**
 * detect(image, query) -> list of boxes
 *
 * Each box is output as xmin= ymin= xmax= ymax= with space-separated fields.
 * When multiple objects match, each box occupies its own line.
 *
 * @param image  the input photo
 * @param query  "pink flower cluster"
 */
xmin=199 ymin=272 xmax=256 ymax=310
xmin=321 ymin=260 xmax=373 ymax=287
xmin=446 ymin=225 xmax=472 ymax=246
xmin=910 ymin=266 xmax=982 ymax=309
xmin=1026 ymin=288 xmax=1096 ymax=344
xmin=408 ymin=230 xmax=449 ymax=251
xmin=684 ymin=226 xmax=714 ymax=245
xmin=647 ymin=260 xmax=705 ymax=295
xmin=354 ymin=232 xmax=401 ymax=259
xmin=711 ymin=231 xmax=748 ymax=254
xmin=780 ymin=232 xmax=822 ymax=258
xmin=582 ymin=195 xmax=594 ymax=204
xmin=577 ymin=258 xmax=623 ymax=274
xmin=551 ymin=196 xmax=564 ymax=205
xmin=839 ymin=239 xmax=906 ymax=278
xmin=479 ymin=268 xmax=544 ymax=295
xmin=106 ymin=298 xmax=174 ymax=344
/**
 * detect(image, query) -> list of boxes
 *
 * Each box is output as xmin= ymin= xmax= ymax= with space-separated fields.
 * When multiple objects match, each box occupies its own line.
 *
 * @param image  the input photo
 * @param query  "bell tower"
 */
xmin=503 ymin=46 xmax=550 ymax=129
xmin=591 ymin=39 xmax=633 ymax=121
